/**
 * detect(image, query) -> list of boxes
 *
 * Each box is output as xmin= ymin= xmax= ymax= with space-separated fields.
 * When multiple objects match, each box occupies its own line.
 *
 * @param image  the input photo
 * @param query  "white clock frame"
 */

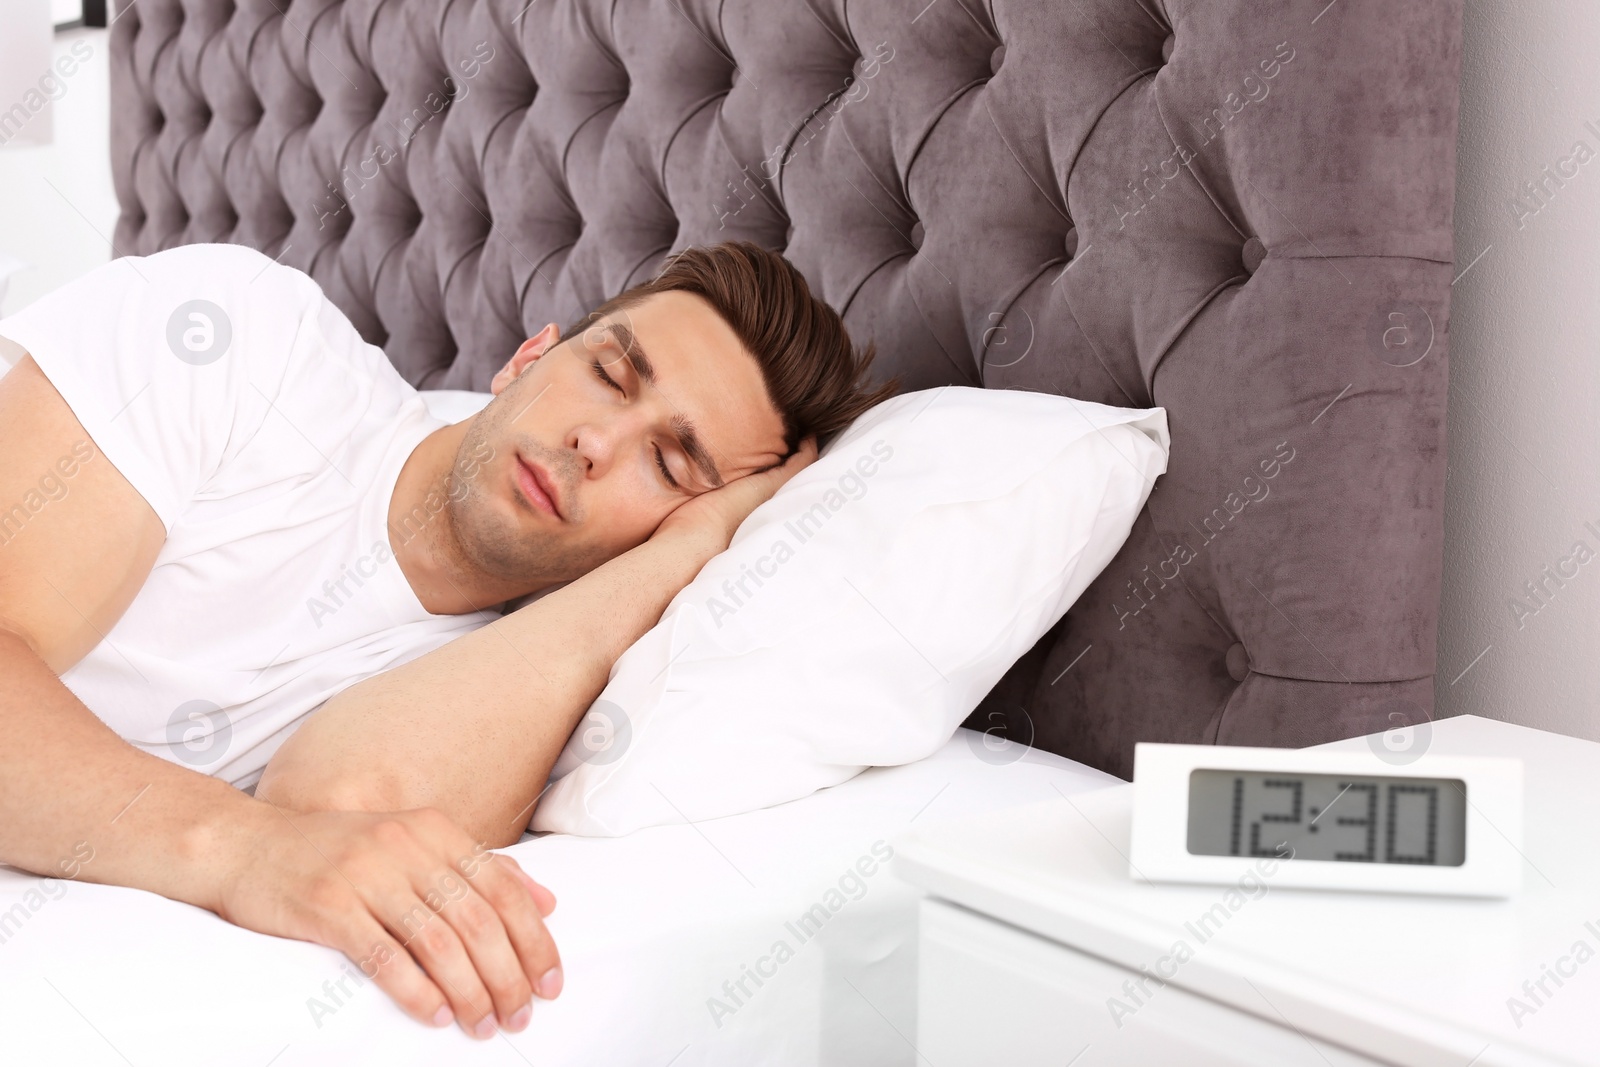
xmin=1128 ymin=742 xmax=1524 ymax=898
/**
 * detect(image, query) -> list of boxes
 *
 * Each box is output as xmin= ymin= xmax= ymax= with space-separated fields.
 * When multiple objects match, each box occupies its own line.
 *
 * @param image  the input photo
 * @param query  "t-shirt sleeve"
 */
xmin=0 ymin=244 xmax=401 ymax=532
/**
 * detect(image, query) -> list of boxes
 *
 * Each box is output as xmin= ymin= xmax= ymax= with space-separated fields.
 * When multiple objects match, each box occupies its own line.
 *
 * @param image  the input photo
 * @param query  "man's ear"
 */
xmin=490 ymin=323 xmax=561 ymax=395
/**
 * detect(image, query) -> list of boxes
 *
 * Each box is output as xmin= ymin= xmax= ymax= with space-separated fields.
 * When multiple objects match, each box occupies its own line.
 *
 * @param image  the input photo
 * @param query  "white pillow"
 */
xmin=418 ymin=388 xmax=492 ymax=423
xmin=532 ymin=386 xmax=1169 ymax=836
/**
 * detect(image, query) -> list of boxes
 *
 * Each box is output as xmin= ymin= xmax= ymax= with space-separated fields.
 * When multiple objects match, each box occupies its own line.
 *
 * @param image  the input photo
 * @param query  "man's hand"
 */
xmin=656 ymin=436 xmax=819 ymax=548
xmin=214 ymin=806 xmax=560 ymax=1038
xmin=0 ymin=355 xmax=560 ymax=1038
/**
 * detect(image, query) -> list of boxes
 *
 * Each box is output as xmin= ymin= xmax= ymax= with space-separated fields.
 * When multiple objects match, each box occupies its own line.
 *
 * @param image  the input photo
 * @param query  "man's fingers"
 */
xmin=742 ymin=436 xmax=818 ymax=499
xmin=472 ymin=853 xmax=564 ymax=1004
xmin=331 ymin=920 xmax=452 ymax=1030
xmin=230 ymin=809 xmax=566 ymax=1036
xmin=421 ymin=871 xmax=535 ymax=1035
xmin=392 ymin=815 xmax=557 ymax=1035
xmin=494 ymin=853 xmax=557 ymax=917
xmin=382 ymin=883 xmax=502 ymax=1039
xmin=762 ymin=436 xmax=818 ymax=489
xmin=533 ymin=887 xmax=556 ymax=918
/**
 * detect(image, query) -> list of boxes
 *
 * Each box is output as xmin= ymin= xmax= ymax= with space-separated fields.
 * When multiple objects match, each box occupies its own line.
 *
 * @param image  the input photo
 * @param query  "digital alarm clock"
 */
xmin=1128 ymin=743 xmax=1524 ymax=898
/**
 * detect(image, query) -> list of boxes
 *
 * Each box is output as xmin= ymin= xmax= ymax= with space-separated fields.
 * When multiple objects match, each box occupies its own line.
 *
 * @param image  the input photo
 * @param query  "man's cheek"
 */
xmin=582 ymin=473 xmax=658 ymax=541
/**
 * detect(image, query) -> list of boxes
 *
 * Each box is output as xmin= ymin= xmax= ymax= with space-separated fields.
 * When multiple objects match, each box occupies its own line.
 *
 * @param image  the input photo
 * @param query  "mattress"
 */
xmin=0 ymin=728 xmax=1120 ymax=1065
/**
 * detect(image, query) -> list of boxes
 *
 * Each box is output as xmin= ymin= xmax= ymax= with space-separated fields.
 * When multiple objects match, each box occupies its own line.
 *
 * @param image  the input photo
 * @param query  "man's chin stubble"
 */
xmin=444 ymin=471 xmax=611 ymax=596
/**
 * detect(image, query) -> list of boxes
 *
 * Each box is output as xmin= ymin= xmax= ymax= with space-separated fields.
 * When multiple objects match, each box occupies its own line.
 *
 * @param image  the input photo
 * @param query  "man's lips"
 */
xmin=514 ymin=456 xmax=563 ymax=520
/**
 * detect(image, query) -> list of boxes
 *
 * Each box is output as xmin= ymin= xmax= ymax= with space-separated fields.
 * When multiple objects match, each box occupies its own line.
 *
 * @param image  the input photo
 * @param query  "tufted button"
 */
xmin=1224 ymin=643 xmax=1250 ymax=682
xmin=1063 ymin=225 xmax=1079 ymax=259
xmin=1241 ymin=236 xmax=1266 ymax=274
xmin=989 ymin=44 xmax=1006 ymax=76
xmin=909 ymin=220 xmax=925 ymax=251
xmin=1161 ymin=34 xmax=1175 ymax=63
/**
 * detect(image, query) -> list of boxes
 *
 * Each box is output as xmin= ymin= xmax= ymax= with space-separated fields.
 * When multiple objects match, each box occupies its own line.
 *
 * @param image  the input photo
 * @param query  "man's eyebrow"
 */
xmin=671 ymin=413 xmax=724 ymax=488
xmin=605 ymin=321 xmax=724 ymax=488
xmin=606 ymin=322 xmax=656 ymax=385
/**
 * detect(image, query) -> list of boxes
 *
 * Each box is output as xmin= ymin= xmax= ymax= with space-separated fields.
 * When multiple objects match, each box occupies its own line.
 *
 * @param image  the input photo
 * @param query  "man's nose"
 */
xmin=570 ymin=407 xmax=650 ymax=479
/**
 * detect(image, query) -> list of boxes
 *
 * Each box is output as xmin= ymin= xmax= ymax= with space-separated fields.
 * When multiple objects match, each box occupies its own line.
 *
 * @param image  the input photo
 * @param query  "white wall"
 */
xmin=0 ymin=26 xmax=114 ymax=319
xmin=1437 ymin=0 xmax=1600 ymax=739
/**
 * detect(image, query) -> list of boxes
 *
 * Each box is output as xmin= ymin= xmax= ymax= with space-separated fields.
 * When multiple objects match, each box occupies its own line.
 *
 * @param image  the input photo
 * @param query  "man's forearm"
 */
xmin=255 ymin=522 xmax=727 ymax=845
xmin=0 ymin=630 xmax=270 ymax=908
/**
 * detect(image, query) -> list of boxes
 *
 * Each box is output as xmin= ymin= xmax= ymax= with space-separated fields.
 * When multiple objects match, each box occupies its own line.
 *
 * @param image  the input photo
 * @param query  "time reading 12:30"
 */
xmin=1186 ymin=769 xmax=1467 ymax=866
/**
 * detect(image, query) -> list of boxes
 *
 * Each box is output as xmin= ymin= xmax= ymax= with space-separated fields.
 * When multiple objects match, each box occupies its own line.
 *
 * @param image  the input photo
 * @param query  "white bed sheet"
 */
xmin=0 ymin=729 xmax=1118 ymax=1065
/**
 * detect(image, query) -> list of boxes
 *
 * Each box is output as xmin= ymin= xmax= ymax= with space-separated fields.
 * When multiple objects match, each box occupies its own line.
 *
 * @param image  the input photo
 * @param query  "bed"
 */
xmin=3 ymin=0 xmax=1466 ymax=1060
xmin=0 ymin=730 xmax=1117 ymax=1065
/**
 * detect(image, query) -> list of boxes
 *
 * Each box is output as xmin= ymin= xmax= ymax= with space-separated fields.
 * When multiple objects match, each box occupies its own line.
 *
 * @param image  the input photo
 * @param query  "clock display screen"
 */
xmin=1186 ymin=769 xmax=1467 ymax=866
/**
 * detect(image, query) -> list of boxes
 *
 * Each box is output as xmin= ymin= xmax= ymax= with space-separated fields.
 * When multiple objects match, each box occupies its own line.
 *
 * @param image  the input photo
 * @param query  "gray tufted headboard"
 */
xmin=108 ymin=0 xmax=1463 ymax=779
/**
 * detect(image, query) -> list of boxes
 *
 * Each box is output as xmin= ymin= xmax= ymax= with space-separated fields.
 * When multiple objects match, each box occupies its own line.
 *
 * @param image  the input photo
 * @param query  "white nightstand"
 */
xmin=893 ymin=716 xmax=1600 ymax=1067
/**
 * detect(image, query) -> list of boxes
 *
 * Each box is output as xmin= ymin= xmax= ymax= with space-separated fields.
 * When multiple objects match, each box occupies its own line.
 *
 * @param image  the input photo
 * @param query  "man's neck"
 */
xmin=389 ymin=422 xmax=534 ymax=615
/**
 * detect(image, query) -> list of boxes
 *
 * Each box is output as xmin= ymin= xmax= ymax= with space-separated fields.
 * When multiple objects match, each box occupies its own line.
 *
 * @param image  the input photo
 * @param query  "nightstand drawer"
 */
xmin=916 ymin=898 xmax=1389 ymax=1067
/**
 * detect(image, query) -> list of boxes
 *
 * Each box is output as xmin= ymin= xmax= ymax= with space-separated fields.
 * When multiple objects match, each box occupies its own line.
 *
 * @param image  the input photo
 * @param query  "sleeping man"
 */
xmin=0 ymin=240 xmax=890 ymax=1039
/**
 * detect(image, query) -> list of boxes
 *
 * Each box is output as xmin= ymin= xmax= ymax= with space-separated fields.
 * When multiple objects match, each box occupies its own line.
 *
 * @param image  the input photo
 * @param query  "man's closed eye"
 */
xmin=589 ymin=357 xmax=686 ymax=491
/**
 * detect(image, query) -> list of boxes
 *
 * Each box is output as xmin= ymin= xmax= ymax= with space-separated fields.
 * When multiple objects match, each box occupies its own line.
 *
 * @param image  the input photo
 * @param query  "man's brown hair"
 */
xmin=562 ymin=241 xmax=896 ymax=459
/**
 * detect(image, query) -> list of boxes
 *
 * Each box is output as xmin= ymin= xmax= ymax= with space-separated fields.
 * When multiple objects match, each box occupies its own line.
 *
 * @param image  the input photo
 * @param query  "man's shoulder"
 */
xmin=147 ymin=242 xmax=280 ymax=270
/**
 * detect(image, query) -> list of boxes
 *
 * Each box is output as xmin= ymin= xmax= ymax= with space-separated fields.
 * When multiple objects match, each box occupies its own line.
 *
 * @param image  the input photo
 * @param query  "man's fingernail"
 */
xmin=431 ymin=1005 xmax=453 ymax=1027
xmin=506 ymin=1004 xmax=532 ymax=1032
xmin=536 ymin=965 xmax=563 ymax=999
xmin=473 ymin=1015 xmax=498 ymax=1040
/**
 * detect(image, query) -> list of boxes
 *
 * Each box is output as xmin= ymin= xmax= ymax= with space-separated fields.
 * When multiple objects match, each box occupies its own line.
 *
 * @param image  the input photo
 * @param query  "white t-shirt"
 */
xmin=0 ymin=244 xmax=492 ymax=791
